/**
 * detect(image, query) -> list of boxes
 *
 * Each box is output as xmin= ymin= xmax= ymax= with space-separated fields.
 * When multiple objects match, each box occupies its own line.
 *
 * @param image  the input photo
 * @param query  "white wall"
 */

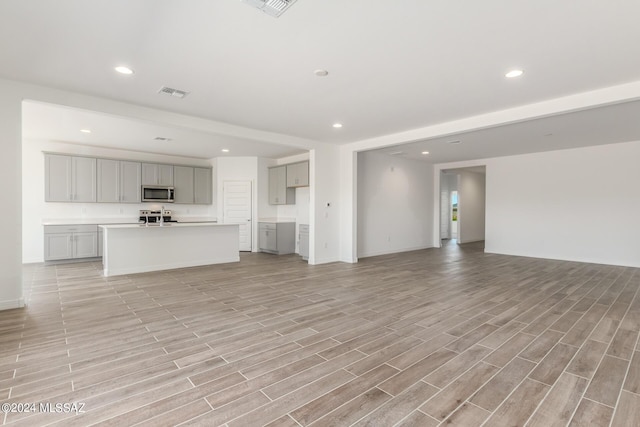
xmin=22 ymin=139 xmax=216 ymax=263
xmin=310 ymin=145 xmax=341 ymax=264
xmin=485 ymin=140 xmax=640 ymax=267
xmin=0 ymin=84 xmax=23 ymax=309
xmin=357 ymin=151 xmax=434 ymax=258
xmin=458 ymin=171 xmax=486 ymax=244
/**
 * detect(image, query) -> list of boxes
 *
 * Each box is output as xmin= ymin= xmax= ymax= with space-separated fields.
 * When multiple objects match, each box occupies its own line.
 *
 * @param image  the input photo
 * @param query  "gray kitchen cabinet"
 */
xmin=44 ymin=225 xmax=98 ymax=261
xmin=259 ymin=222 xmax=295 ymax=254
xmin=98 ymin=228 xmax=103 ymax=257
xmin=286 ymin=161 xmax=309 ymax=188
xmin=45 ymin=154 xmax=96 ymax=202
xmin=268 ymin=166 xmax=295 ymax=205
xmin=97 ymin=159 xmax=141 ymax=203
xmin=141 ymin=163 xmax=173 ymax=186
xmin=173 ymin=166 xmax=195 ymax=204
xmin=299 ymin=224 xmax=309 ymax=261
xmin=194 ymin=167 xmax=212 ymax=204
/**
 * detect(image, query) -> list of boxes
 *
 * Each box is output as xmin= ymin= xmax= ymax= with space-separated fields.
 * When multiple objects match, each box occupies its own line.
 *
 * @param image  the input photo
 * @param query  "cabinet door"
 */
xmin=194 ymin=168 xmax=212 ymax=204
xmin=44 ymin=233 xmax=73 ymax=260
xmin=97 ymin=159 xmax=120 ymax=203
xmin=268 ymin=167 xmax=281 ymax=204
xmin=72 ymin=156 xmax=96 ymax=202
xmin=259 ymin=226 xmax=277 ymax=251
xmin=287 ymin=162 xmax=309 ymax=187
xmin=73 ymin=232 xmax=98 ymax=258
xmin=158 ymin=164 xmax=174 ymax=186
xmin=296 ymin=162 xmax=309 ymax=187
xmin=45 ymin=154 xmax=72 ymax=202
xmin=173 ymin=166 xmax=194 ymax=204
xmin=269 ymin=166 xmax=289 ymax=205
xmin=141 ymin=163 xmax=157 ymax=185
xmin=120 ymin=161 xmax=141 ymax=203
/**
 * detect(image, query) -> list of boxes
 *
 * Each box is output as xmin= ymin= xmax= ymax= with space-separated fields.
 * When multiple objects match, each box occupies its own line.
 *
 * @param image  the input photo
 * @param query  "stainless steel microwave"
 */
xmin=142 ymin=186 xmax=175 ymax=203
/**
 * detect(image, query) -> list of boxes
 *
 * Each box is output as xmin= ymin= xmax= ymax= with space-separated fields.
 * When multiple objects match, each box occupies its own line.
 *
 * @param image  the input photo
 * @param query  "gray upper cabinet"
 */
xmin=173 ymin=166 xmax=195 ymax=204
xmin=141 ymin=163 xmax=173 ymax=186
xmin=286 ymin=161 xmax=309 ymax=187
xmin=97 ymin=159 xmax=141 ymax=203
xmin=194 ymin=167 xmax=212 ymax=204
xmin=269 ymin=165 xmax=295 ymax=205
xmin=45 ymin=154 xmax=96 ymax=202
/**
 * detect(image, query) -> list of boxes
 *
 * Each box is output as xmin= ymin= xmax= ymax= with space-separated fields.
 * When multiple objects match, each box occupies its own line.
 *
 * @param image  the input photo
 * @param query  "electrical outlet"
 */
xmin=324 ymin=242 xmax=328 ymax=248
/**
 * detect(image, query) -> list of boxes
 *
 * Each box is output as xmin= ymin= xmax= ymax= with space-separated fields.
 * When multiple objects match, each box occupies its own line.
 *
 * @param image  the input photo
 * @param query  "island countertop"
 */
xmin=99 ymin=222 xmax=229 ymax=229
xmin=101 ymin=222 xmax=239 ymax=277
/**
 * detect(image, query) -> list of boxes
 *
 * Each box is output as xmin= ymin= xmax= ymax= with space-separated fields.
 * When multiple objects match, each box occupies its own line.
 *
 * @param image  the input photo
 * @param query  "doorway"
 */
xmin=438 ymin=166 xmax=486 ymax=246
xmin=451 ymin=190 xmax=459 ymax=239
xmin=223 ymin=180 xmax=252 ymax=251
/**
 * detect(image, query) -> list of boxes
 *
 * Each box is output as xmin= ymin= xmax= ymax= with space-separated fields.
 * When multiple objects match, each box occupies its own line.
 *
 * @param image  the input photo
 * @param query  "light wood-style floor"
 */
xmin=2 ymin=240 xmax=639 ymax=426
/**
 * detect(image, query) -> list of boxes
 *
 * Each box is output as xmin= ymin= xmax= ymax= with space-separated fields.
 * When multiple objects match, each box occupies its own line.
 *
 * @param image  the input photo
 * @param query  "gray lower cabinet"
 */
xmin=44 ymin=225 xmax=98 ymax=261
xmin=97 ymin=159 xmax=141 ymax=203
xmin=259 ymin=222 xmax=295 ymax=255
xmin=269 ymin=166 xmax=295 ymax=205
xmin=45 ymin=154 xmax=96 ymax=202
xmin=299 ymin=224 xmax=309 ymax=261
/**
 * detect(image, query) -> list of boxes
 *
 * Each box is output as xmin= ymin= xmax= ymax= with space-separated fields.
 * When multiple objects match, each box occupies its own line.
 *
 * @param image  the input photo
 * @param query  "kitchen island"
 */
xmin=100 ymin=222 xmax=239 ymax=277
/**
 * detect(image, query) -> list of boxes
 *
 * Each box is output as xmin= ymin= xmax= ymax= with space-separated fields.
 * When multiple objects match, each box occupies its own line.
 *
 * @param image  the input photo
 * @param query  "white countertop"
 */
xmin=43 ymin=218 xmax=138 ymax=226
xmin=43 ymin=217 xmax=218 ymax=226
xmin=100 ymin=222 xmax=234 ymax=229
xmin=258 ymin=218 xmax=296 ymax=223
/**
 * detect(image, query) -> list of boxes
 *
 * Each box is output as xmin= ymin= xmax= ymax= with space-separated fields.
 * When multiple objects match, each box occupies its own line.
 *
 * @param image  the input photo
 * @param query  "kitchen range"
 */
xmin=139 ymin=209 xmax=177 ymax=224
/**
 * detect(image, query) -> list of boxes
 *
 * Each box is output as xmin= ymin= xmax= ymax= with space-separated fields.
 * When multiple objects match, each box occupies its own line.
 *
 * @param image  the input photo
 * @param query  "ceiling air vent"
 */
xmin=389 ymin=151 xmax=405 ymax=156
xmin=242 ymin=0 xmax=298 ymax=18
xmin=154 ymin=137 xmax=172 ymax=142
xmin=158 ymin=86 xmax=189 ymax=99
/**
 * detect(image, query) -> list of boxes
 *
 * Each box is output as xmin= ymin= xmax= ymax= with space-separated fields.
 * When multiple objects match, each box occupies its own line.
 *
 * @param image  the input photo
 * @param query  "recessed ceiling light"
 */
xmin=115 ymin=66 xmax=135 ymax=75
xmin=314 ymin=69 xmax=329 ymax=77
xmin=332 ymin=123 xmax=343 ymax=128
xmin=221 ymin=149 xmax=230 ymax=153
xmin=422 ymin=151 xmax=429 ymax=155
xmin=505 ymin=69 xmax=524 ymax=78
xmin=80 ymin=129 xmax=91 ymax=134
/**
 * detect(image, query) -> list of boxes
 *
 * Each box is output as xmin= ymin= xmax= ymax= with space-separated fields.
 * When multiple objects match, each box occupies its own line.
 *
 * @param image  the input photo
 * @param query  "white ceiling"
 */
xmin=4 ymin=0 xmax=640 ymax=160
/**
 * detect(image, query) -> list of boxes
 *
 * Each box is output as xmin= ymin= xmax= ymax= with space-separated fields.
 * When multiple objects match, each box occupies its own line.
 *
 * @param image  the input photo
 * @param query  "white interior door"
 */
xmin=223 ymin=180 xmax=252 ymax=251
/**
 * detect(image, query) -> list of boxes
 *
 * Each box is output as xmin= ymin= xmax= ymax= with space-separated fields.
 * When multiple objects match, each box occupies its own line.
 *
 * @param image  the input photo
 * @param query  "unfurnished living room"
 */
xmin=1 ymin=1 xmax=640 ymax=426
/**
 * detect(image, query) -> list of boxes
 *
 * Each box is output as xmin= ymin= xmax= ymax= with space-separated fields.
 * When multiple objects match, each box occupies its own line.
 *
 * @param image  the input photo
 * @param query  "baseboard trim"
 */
xmin=0 ymin=297 xmax=25 ymax=311
xmin=358 ymin=245 xmax=434 ymax=259
xmin=309 ymin=256 xmax=341 ymax=265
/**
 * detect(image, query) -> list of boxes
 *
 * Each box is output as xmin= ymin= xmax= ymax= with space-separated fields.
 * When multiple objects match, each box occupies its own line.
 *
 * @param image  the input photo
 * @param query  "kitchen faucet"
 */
xmin=160 ymin=205 xmax=165 ymax=226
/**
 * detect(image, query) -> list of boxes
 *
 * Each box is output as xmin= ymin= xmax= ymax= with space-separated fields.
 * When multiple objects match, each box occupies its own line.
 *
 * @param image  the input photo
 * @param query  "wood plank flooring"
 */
xmin=2 ymin=240 xmax=639 ymax=426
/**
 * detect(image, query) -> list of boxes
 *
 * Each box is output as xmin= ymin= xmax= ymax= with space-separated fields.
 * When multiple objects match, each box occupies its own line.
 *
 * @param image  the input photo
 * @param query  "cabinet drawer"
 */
xmin=44 ymin=224 xmax=98 ymax=234
xmin=259 ymin=223 xmax=277 ymax=231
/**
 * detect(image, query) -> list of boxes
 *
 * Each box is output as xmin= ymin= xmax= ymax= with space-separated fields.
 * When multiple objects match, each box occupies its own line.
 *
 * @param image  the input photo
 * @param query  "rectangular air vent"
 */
xmin=389 ymin=151 xmax=405 ymax=156
xmin=242 ymin=0 xmax=298 ymax=18
xmin=158 ymin=86 xmax=189 ymax=99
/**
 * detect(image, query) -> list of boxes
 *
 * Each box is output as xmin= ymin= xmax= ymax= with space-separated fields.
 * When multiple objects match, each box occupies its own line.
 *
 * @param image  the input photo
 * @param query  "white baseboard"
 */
xmin=358 ymin=244 xmax=434 ymax=259
xmin=309 ymin=256 xmax=341 ymax=265
xmin=0 ymin=297 xmax=25 ymax=311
